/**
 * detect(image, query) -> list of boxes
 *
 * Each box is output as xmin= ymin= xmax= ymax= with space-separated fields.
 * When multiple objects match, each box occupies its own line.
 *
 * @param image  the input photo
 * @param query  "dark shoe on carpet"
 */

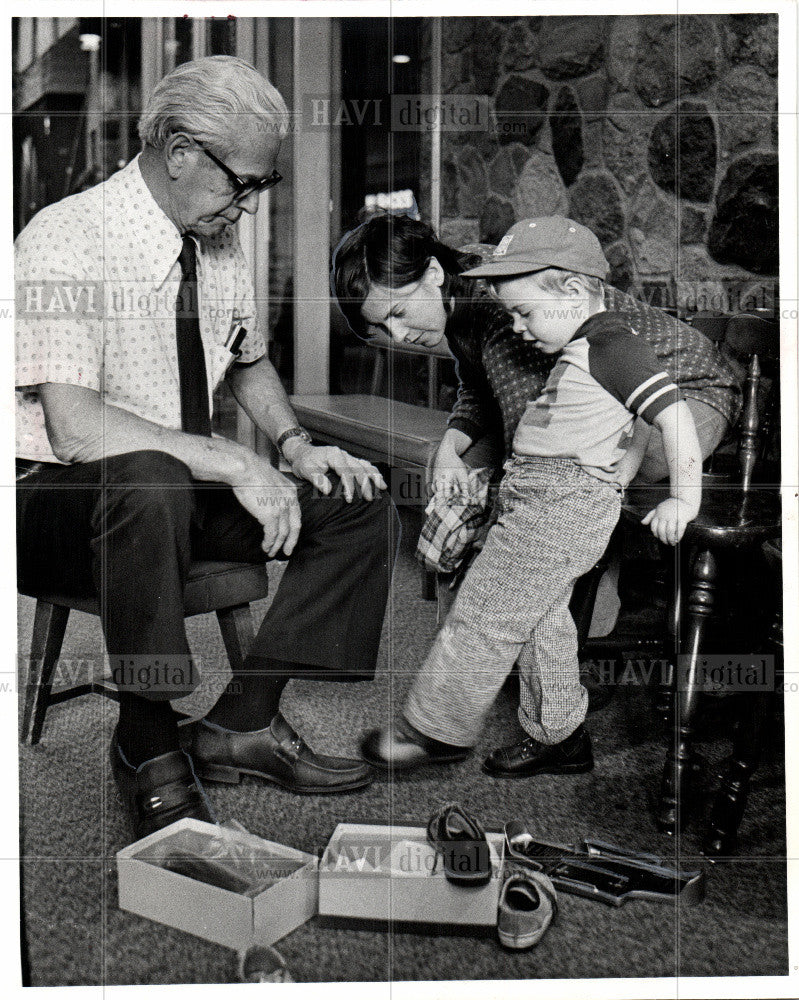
xmin=110 ymin=728 xmax=215 ymax=842
xmin=497 ymin=864 xmax=558 ymax=950
xmin=190 ymin=712 xmax=373 ymax=795
xmin=360 ymin=718 xmax=471 ymax=772
xmin=426 ymin=801 xmax=492 ymax=887
xmin=482 ymin=725 xmax=594 ymax=778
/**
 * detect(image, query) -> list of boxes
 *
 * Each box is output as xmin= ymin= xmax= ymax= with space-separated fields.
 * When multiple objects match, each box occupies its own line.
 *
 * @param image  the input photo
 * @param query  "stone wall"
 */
xmin=438 ymin=13 xmax=778 ymax=313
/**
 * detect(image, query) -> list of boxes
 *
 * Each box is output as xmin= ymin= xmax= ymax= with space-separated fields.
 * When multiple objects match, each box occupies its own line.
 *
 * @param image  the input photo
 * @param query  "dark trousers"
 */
xmin=17 ymin=450 xmax=398 ymax=700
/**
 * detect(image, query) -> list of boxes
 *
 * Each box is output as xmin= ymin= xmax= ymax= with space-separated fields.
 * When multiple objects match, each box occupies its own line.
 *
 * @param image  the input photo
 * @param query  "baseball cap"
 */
xmin=461 ymin=216 xmax=610 ymax=280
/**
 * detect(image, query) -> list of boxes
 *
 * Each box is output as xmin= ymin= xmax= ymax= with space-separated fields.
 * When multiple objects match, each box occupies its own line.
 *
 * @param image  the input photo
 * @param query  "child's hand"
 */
xmin=641 ymin=498 xmax=697 ymax=546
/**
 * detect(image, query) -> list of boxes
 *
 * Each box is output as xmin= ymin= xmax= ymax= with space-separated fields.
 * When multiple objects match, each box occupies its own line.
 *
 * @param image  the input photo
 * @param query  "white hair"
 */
xmin=138 ymin=55 xmax=289 ymax=154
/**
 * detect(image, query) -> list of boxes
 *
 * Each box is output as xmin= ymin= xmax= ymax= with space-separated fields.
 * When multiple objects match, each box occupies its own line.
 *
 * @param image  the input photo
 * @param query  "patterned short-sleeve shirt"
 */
xmin=15 ymin=154 xmax=267 ymax=462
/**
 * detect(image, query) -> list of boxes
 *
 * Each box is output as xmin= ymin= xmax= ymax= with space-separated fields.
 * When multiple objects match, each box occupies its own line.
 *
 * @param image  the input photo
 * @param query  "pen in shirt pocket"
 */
xmin=224 ymin=319 xmax=248 ymax=360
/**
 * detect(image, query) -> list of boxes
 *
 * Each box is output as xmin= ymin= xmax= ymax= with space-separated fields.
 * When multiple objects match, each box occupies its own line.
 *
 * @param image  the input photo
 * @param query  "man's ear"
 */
xmin=424 ymin=257 xmax=445 ymax=287
xmin=164 ymin=133 xmax=193 ymax=180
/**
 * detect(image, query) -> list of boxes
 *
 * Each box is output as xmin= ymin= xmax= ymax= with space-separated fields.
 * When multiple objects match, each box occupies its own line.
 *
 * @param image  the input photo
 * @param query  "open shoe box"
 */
xmin=318 ymin=822 xmax=504 ymax=929
xmin=116 ymin=818 xmax=318 ymax=950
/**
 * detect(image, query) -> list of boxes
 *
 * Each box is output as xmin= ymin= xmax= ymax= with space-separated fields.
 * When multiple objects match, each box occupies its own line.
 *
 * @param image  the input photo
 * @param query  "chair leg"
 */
xmin=656 ymin=553 xmax=681 ymax=724
xmin=216 ymin=604 xmax=255 ymax=676
xmin=703 ymin=691 xmax=771 ymax=857
xmin=420 ymin=565 xmax=436 ymax=601
xmin=21 ymin=602 xmax=70 ymax=746
xmin=656 ymin=547 xmax=716 ymax=834
xmin=571 ymin=558 xmax=609 ymax=656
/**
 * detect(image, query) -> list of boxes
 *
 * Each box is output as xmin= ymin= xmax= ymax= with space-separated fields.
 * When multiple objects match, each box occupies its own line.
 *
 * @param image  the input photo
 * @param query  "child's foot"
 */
xmin=360 ymin=719 xmax=471 ymax=771
xmin=482 ymin=725 xmax=593 ymax=778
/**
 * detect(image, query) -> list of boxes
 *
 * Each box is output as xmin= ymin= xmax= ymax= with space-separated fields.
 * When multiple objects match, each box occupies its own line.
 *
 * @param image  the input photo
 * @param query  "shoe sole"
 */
xmin=361 ymin=747 xmax=470 ymax=772
xmin=196 ymin=761 xmax=373 ymax=794
xmin=497 ymin=928 xmax=546 ymax=950
xmin=481 ymin=760 xmax=594 ymax=778
xmin=443 ymin=870 xmax=492 ymax=888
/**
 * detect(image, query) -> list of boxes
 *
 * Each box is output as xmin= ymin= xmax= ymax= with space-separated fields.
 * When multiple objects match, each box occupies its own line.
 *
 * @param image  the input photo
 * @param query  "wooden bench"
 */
xmin=290 ymin=334 xmax=455 ymax=505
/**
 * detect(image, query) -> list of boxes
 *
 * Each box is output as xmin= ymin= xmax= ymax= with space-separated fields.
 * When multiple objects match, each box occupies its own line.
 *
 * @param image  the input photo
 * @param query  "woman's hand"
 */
xmin=610 ymin=418 xmax=652 ymax=488
xmin=431 ymin=434 xmax=472 ymax=498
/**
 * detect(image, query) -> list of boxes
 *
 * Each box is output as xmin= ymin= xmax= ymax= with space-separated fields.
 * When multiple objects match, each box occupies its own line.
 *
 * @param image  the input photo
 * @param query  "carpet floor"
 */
xmin=18 ymin=510 xmax=787 ymax=986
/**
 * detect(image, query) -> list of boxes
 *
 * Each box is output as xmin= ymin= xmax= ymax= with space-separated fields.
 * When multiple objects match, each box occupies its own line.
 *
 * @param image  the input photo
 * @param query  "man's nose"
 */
xmin=237 ymin=189 xmax=261 ymax=215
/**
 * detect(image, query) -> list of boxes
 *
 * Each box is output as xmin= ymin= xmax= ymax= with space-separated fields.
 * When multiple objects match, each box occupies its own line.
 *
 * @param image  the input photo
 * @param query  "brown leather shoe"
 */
xmin=190 ymin=712 xmax=373 ymax=794
xmin=110 ymin=728 xmax=215 ymax=842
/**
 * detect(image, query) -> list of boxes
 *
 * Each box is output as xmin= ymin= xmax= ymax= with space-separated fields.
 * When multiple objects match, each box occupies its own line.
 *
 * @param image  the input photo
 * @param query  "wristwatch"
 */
xmin=277 ymin=427 xmax=312 ymax=459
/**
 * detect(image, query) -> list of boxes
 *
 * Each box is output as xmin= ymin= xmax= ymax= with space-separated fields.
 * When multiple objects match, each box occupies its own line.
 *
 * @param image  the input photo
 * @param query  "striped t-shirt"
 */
xmin=513 ymin=311 xmax=682 ymax=479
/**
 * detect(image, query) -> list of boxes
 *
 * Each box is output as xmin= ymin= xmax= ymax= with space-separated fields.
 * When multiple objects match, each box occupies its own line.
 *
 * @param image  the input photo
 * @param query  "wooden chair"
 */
xmin=19 ymin=560 xmax=269 ymax=745
xmin=685 ymin=312 xmax=729 ymax=344
xmin=622 ymin=313 xmax=781 ymax=845
xmin=703 ymin=536 xmax=782 ymax=856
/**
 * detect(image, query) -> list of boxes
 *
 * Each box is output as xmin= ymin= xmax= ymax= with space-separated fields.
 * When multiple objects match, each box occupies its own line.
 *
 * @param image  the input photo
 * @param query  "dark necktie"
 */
xmin=176 ymin=236 xmax=212 ymax=436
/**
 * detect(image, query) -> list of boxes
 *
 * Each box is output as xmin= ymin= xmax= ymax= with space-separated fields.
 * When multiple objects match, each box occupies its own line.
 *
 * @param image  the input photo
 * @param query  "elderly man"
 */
xmin=16 ymin=56 xmax=396 ymax=839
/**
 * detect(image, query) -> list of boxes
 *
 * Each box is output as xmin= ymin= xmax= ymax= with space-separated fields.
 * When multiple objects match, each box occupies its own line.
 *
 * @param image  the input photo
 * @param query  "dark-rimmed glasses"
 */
xmin=194 ymin=140 xmax=282 ymax=200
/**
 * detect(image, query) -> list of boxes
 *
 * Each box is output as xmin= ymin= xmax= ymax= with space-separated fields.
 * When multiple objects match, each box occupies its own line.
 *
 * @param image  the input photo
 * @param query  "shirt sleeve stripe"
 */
xmin=625 ymin=372 xmax=671 ymax=410
xmin=637 ymin=385 xmax=682 ymax=422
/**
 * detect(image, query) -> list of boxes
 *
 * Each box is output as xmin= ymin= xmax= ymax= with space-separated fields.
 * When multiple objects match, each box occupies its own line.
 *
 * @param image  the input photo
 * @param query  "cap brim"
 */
xmin=461 ymin=260 xmax=550 ymax=279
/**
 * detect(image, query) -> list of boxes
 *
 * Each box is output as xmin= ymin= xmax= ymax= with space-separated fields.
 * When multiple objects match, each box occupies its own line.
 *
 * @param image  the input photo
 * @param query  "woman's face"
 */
xmin=359 ymin=259 xmax=447 ymax=348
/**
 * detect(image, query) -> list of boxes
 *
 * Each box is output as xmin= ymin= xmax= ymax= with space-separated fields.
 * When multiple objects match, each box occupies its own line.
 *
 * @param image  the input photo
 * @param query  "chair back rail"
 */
xmin=724 ymin=313 xmax=780 ymax=489
xmin=738 ymin=354 xmax=760 ymax=493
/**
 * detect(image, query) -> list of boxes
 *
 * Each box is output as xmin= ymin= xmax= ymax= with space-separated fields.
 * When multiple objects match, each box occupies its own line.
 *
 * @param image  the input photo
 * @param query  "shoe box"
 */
xmin=317 ymin=822 xmax=504 ymax=930
xmin=116 ymin=817 xmax=318 ymax=950
xmin=117 ymin=818 xmax=504 ymax=949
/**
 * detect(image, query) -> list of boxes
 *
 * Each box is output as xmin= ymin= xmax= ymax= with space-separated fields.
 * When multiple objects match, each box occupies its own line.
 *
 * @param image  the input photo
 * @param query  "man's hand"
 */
xmin=641 ymin=497 xmax=697 ymax=546
xmin=232 ymin=459 xmax=302 ymax=558
xmin=431 ymin=436 xmax=472 ymax=498
xmin=286 ymin=442 xmax=386 ymax=502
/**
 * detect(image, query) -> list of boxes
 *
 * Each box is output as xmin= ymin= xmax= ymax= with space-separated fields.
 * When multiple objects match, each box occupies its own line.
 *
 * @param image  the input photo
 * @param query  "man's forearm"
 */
xmin=227 ymin=357 xmax=302 ymax=448
xmin=42 ymin=385 xmax=256 ymax=484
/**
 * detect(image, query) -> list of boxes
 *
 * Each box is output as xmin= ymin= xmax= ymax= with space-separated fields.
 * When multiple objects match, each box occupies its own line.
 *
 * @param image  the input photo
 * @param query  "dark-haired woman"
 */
xmin=332 ymin=213 xmax=740 ymax=770
xmin=333 ymin=214 xmax=554 ymax=495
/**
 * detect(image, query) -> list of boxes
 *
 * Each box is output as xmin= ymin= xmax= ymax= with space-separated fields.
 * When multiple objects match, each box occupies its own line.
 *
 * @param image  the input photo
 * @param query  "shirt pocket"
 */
xmin=207 ymin=343 xmax=236 ymax=390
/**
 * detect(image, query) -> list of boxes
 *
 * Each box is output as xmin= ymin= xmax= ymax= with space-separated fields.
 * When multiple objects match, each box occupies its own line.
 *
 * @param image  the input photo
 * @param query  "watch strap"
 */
xmin=277 ymin=427 xmax=312 ymax=457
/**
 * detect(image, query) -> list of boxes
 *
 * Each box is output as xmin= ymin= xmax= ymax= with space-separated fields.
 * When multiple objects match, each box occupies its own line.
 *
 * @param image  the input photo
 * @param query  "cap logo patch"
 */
xmin=494 ymin=234 xmax=514 ymax=256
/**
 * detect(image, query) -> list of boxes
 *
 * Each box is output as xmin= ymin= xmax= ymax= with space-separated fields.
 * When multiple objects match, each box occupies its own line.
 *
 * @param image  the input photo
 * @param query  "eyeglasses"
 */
xmin=194 ymin=140 xmax=282 ymax=200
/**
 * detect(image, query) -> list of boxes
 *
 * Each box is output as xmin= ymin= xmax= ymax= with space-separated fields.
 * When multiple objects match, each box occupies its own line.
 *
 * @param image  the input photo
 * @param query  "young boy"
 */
xmin=361 ymin=216 xmax=702 ymax=777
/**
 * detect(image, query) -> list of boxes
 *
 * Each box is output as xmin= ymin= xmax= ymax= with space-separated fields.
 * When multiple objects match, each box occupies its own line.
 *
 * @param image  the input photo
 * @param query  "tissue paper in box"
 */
xmin=116 ymin=818 xmax=318 ymax=949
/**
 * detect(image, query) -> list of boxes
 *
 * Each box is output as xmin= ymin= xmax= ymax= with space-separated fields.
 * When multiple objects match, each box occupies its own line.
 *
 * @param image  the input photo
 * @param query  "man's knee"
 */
xmin=323 ymin=476 xmax=398 ymax=525
xmin=107 ymin=449 xmax=193 ymax=488
xmin=99 ymin=451 xmax=195 ymax=525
